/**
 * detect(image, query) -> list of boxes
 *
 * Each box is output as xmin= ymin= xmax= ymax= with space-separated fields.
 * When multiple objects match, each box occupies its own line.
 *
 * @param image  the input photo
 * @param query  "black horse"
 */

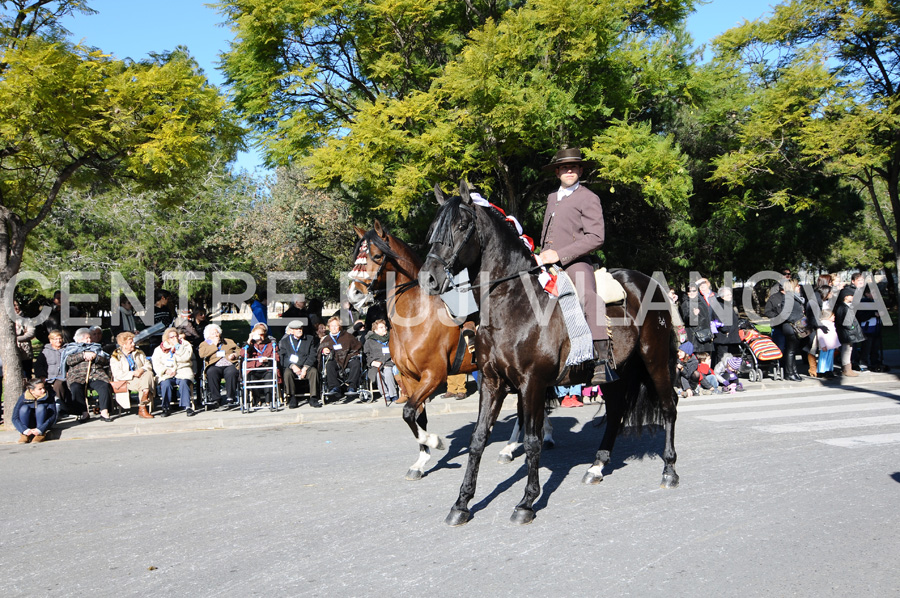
xmin=418 ymin=183 xmax=680 ymax=526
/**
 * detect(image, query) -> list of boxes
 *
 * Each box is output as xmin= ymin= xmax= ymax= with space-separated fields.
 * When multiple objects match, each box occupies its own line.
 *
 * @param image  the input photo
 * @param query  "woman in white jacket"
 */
xmin=110 ymin=331 xmax=156 ymax=418
xmin=152 ymin=327 xmax=195 ymax=417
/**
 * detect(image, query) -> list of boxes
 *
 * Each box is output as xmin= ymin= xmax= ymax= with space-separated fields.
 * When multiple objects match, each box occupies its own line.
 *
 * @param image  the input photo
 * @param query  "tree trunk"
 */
xmin=0 ymin=278 xmax=24 ymax=428
xmin=894 ymin=254 xmax=900 ymax=352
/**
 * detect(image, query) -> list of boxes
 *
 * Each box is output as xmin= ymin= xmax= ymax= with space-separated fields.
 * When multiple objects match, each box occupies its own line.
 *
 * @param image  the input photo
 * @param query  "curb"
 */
xmin=0 ymin=394 xmax=496 ymax=444
xmin=3 ymin=369 xmax=899 ymax=445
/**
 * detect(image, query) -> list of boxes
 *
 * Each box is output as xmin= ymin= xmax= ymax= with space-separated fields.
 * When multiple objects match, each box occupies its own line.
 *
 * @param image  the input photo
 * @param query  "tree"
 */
xmin=18 ymin=168 xmax=254 ymax=313
xmin=0 ymin=1 xmax=244 ymax=424
xmin=219 ymin=0 xmax=697 ymax=238
xmin=227 ymin=167 xmax=359 ymax=301
xmin=707 ymin=0 xmax=900 ymax=290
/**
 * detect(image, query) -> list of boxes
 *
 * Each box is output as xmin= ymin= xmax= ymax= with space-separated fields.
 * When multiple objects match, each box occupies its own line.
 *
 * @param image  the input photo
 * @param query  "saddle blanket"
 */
xmin=554 ymin=269 xmax=595 ymax=367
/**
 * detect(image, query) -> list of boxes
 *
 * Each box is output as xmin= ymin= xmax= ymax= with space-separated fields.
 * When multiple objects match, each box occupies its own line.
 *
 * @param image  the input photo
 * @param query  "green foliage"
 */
xmin=707 ymin=0 xmax=900 ymax=273
xmin=227 ymin=167 xmax=359 ymax=300
xmin=19 ymin=170 xmax=252 ymax=304
xmin=220 ymin=0 xmax=697 ymax=233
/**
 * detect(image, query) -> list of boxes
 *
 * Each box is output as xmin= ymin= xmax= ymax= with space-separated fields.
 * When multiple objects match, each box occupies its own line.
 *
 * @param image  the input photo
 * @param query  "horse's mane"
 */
xmin=472 ymin=200 xmax=538 ymax=272
xmin=427 ymin=196 xmax=464 ymax=245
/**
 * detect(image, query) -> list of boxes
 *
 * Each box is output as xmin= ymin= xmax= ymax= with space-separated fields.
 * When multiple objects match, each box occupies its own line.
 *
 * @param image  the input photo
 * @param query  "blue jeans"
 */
xmin=160 ymin=378 xmax=192 ymax=409
xmin=16 ymin=402 xmax=58 ymax=435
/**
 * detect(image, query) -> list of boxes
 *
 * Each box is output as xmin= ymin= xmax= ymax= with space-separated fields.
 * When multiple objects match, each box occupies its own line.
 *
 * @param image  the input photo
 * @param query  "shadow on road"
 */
xmin=891 ymin=472 xmax=900 ymax=484
xmin=431 ymin=410 xmax=670 ymax=517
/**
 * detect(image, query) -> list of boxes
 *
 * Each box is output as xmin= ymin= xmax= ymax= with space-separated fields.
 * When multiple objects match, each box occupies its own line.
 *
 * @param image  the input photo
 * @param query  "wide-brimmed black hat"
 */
xmin=543 ymin=147 xmax=586 ymax=172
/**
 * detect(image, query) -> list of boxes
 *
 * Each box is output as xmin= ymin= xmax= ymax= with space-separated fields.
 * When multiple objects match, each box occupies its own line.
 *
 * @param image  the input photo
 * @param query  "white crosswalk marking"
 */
xmin=679 ymin=392 xmax=899 ymax=412
xmin=697 ymin=402 xmax=900 ymax=422
xmin=754 ymin=414 xmax=900 ymax=434
xmin=682 ymin=381 xmax=900 ymax=448
xmin=818 ymin=433 xmax=900 ymax=448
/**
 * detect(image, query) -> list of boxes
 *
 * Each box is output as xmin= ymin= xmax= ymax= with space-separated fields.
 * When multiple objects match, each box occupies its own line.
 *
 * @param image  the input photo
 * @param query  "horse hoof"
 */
xmin=543 ymin=440 xmax=555 ymax=450
xmin=405 ymin=469 xmax=424 ymax=481
xmin=434 ymin=438 xmax=446 ymax=451
xmin=661 ymin=473 xmax=680 ymax=489
xmin=581 ymin=471 xmax=604 ymax=485
xmin=497 ymin=453 xmax=513 ymax=465
xmin=445 ymin=508 xmax=471 ymax=527
xmin=510 ymin=507 xmax=535 ymax=525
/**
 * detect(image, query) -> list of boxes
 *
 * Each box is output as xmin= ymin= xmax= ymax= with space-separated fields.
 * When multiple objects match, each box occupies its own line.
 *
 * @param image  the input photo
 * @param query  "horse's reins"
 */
xmin=427 ymin=202 xmax=548 ymax=295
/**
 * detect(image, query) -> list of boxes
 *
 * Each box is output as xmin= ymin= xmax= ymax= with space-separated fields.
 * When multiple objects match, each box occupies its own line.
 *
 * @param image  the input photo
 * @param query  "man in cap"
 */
xmin=539 ymin=147 xmax=613 ymax=384
xmin=278 ymin=319 xmax=320 ymax=408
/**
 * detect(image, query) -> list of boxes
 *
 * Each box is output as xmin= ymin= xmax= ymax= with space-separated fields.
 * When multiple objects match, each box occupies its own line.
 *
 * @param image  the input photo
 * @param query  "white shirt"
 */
xmin=556 ymin=182 xmax=580 ymax=200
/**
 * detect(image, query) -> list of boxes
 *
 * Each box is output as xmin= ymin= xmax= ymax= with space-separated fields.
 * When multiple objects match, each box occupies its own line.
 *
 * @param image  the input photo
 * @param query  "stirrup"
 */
xmin=591 ymin=360 xmax=619 ymax=385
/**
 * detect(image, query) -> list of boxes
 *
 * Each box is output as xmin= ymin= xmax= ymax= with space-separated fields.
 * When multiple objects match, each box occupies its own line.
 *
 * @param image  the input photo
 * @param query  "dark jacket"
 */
xmin=678 ymin=354 xmax=700 ymax=379
xmin=278 ymin=333 xmax=318 ymax=369
xmin=318 ymin=330 xmax=362 ymax=370
xmin=363 ymin=333 xmax=394 ymax=370
xmin=540 ymin=184 xmax=605 ymax=267
xmin=764 ymin=290 xmax=804 ymax=336
xmin=712 ymin=299 xmax=741 ymax=346
xmin=65 ymin=345 xmax=111 ymax=386
xmin=12 ymin=388 xmax=59 ymax=435
xmin=834 ymin=288 xmax=864 ymax=345
xmin=680 ymin=296 xmax=714 ymax=352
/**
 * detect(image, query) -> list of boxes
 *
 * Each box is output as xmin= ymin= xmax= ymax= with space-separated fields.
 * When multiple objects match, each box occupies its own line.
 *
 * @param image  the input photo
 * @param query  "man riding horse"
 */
xmin=538 ymin=147 xmax=614 ymax=385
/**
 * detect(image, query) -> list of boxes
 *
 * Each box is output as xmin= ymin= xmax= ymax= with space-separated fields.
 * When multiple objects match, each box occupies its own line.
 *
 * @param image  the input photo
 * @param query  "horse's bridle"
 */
xmin=426 ymin=204 xmax=476 ymax=291
xmin=352 ymin=238 xmax=418 ymax=302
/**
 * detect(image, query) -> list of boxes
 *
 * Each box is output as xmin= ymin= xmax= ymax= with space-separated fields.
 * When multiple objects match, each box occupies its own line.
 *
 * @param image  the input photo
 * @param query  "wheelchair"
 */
xmin=319 ymin=351 xmax=371 ymax=404
xmin=201 ymin=360 xmax=242 ymax=411
xmin=241 ymin=344 xmax=282 ymax=413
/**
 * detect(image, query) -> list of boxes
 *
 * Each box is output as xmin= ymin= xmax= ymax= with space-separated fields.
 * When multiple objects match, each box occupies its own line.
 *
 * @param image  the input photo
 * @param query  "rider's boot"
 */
xmin=591 ymin=339 xmax=618 ymax=385
xmin=462 ymin=321 xmax=476 ymax=354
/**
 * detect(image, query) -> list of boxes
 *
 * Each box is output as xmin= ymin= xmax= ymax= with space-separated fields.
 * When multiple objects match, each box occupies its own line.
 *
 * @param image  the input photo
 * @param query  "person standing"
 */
xmin=538 ymin=147 xmax=612 ymax=384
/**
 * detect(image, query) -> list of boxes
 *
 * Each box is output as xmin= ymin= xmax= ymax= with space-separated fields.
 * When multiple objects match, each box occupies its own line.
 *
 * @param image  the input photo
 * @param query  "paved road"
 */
xmin=2 ymin=378 xmax=899 ymax=597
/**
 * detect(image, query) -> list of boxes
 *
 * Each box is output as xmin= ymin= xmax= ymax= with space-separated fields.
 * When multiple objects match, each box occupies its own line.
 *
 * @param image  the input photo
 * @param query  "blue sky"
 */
xmin=64 ymin=0 xmax=777 ymax=173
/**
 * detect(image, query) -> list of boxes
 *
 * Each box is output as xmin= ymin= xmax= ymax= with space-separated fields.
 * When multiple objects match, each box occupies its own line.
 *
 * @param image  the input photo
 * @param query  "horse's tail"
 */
xmin=621 ymin=310 xmax=680 ymax=434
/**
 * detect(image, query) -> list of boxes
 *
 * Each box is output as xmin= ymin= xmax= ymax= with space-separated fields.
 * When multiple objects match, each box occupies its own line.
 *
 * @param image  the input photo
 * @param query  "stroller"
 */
xmin=738 ymin=326 xmax=784 ymax=382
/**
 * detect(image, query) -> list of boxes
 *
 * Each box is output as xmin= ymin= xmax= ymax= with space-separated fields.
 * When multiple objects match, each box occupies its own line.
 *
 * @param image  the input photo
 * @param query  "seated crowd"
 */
xmin=7 ymin=269 xmax=890 ymax=434
xmin=10 ymin=297 xmax=406 ymax=443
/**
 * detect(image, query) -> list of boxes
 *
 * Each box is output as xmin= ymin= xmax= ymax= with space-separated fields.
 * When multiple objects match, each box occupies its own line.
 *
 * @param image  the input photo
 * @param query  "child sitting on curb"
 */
xmin=721 ymin=356 xmax=745 ymax=393
xmin=676 ymin=342 xmax=715 ymax=398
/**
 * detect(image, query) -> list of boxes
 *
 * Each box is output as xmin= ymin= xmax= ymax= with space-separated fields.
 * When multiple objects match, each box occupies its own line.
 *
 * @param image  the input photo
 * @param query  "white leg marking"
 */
xmin=542 ymin=417 xmax=554 ymax=445
xmin=498 ymin=442 xmax=519 ymax=460
xmin=588 ymin=464 xmax=604 ymax=477
xmin=417 ymin=430 xmax=444 ymax=450
xmin=410 ymin=446 xmax=431 ymax=472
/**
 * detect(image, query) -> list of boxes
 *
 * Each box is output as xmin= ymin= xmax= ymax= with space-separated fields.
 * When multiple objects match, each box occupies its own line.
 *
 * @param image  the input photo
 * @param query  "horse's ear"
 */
xmin=373 ymin=219 xmax=388 ymax=240
xmin=458 ymin=179 xmax=472 ymax=205
xmin=353 ymin=226 xmax=366 ymax=239
xmin=434 ymin=183 xmax=446 ymax=205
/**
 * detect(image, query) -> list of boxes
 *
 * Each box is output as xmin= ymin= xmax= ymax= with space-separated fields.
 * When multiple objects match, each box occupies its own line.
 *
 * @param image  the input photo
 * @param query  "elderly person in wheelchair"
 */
xmin=318 ymin=315 xmax=362 ymax=400
xmin=198 ymin=324 xmax=241 ymax=409
xmin=363 ymin=319 xmax=400 ymax=405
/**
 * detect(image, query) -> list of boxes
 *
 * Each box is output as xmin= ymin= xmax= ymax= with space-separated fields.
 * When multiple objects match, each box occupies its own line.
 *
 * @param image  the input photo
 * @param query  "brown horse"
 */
xmin=348 ymin=221 xmax=477 ymax=480
xmin=419 ymin=184 xmax=679 ymax=525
